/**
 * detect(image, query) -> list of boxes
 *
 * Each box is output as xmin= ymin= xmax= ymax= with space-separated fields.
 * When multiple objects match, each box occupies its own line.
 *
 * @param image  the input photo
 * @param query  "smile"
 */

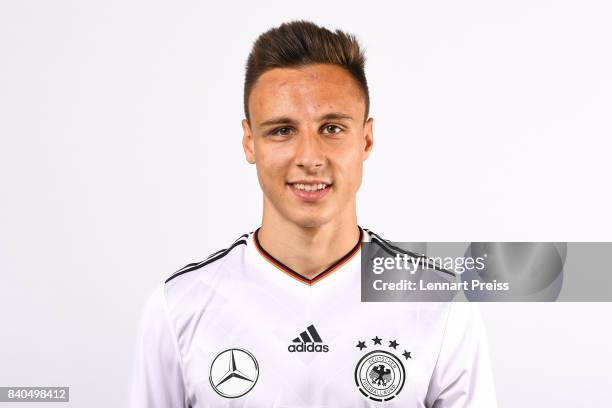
xmin=292 ymin=183 xmax=328 ymax=192
xmin=288 ymin=182 xmax=332 ymax=202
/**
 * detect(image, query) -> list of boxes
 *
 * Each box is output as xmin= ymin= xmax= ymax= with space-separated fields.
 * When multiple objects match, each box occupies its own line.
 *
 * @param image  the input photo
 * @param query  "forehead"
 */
xmin=248 ymin=64 xmax=365 ymax=123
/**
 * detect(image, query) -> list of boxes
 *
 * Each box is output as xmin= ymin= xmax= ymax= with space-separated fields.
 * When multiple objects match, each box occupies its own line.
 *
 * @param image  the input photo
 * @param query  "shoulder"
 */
xmin=164 ymin=231 xmax=252 ymax=285
xmin=161 ymin=230 xmax=253 ymax=316
xmin=362 ymin=228 xmax=421 ymax=255
xmin=363 ymin=227 xmax=425 ymax=254
xmin=362 ymin=227 xmax=456 ymax=278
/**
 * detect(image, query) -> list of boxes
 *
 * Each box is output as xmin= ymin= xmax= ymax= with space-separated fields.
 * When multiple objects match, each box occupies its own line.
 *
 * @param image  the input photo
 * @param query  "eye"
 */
xmin=322 ymin=124 xmax=343 ymax=135
xmin=270 ymin=127 xmax=294 ymax=137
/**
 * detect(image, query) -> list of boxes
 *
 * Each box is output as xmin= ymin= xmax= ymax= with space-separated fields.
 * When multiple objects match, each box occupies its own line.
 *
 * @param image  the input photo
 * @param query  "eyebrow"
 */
xmin=257 ymin=112 xmax=354 ymax=128
xmin=258 ymin=116 xmax=298 ymax=127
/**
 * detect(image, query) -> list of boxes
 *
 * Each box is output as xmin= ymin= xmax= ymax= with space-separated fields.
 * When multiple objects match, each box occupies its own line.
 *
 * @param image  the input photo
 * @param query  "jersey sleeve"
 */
xmin=128 ymin=284 xmax=189 ymax=408
xmin=424 ymin=302 xmax=497 ymax=408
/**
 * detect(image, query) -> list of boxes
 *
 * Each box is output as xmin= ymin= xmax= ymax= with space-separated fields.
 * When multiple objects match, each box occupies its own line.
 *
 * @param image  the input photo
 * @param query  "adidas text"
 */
xmin=288 ymin=343 xmax=329 ymax=353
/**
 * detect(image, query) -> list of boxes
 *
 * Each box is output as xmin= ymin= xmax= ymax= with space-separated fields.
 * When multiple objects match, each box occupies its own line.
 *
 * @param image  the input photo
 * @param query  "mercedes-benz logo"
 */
xmin=209 ymin=348 xmax=259 ymax=398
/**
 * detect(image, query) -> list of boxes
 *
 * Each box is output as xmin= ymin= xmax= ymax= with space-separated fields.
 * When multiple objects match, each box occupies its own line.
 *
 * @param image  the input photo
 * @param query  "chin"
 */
xmin=287 ymin=211 xmax=333 ymax=229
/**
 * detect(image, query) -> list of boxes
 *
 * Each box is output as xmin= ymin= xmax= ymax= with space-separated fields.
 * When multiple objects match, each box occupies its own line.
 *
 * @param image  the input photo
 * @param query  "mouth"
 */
xmin=287 ymin=182 xmax=332 ymax=202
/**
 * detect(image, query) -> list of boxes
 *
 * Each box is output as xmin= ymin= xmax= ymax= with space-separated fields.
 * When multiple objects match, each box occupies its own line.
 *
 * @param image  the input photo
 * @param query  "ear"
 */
xmin=242 ymin=119 xmax=256 ymax=164
xmin=362 ymin=117 xmax=374 ymax=161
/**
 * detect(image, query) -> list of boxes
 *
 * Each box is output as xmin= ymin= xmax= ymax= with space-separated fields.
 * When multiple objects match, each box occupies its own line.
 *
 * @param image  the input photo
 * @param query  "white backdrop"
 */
xmin=1 ymin=0 xmax=611 ymax=406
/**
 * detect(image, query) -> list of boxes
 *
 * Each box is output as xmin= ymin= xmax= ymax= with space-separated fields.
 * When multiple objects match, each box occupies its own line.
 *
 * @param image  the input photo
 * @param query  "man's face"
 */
xmin=242 ymin=63 xmax=373 ymax=228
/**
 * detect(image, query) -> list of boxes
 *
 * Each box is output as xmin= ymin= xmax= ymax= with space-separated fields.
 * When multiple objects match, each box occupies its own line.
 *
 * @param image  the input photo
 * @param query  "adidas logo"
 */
xmin=288 ymin=324 xmax=329 ymax=353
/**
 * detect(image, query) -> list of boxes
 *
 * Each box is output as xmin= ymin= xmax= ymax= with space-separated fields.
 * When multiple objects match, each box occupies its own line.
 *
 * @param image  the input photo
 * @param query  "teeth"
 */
xmin=293 ymin=183 xmax=328 ymax=192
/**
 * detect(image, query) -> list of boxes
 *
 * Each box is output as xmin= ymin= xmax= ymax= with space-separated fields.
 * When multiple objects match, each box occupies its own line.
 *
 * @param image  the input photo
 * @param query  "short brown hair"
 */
xmin=244 ymin=20 xmax=369 ymax=122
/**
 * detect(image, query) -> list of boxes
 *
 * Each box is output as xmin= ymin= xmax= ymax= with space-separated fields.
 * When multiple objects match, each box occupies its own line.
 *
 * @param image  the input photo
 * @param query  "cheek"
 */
xmin=256 ymin=145 xmax=293 ymax=185
xmin=334 ymin=144 xmax=364 ymax=188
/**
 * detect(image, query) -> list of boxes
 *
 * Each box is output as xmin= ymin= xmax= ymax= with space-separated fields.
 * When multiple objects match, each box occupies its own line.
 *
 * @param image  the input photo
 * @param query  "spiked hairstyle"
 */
xmin=244 ymin=20 xmax=369 ymax=122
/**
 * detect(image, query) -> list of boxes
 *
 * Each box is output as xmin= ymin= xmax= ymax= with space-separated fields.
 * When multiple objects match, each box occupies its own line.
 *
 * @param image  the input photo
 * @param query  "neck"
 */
xmin=257 ymin=202 xmax=360 ymax=280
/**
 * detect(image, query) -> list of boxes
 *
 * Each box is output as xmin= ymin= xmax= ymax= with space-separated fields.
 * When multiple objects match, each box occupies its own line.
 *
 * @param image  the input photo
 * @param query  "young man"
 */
xmin=129 ymin=21 xmax=497 ymax=407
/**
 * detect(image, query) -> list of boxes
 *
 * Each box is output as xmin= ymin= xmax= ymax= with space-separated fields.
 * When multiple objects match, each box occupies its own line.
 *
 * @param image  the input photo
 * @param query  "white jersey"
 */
xmin=128 ymin=227 xmax=497 ymax=407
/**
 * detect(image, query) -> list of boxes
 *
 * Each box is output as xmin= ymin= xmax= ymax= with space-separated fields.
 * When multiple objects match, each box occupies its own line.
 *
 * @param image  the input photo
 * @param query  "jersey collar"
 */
xmin=252 ymin=226 xmax=364 ymax=286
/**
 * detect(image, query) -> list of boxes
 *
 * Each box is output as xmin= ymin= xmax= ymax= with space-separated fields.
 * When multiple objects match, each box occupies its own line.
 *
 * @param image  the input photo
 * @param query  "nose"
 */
xmin=294 ymin=130 xmax=325 ymax=172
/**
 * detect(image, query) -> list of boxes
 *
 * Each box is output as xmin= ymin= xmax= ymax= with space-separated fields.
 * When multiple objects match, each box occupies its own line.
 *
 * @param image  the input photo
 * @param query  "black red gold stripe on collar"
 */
xmin=253 ymin=226 xmax=363 ymax=286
